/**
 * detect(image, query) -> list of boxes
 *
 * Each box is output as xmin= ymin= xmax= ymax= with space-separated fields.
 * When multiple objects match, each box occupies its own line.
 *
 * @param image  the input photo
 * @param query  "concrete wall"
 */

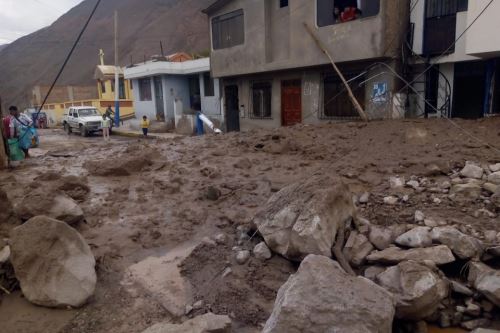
xmin=131 ymin=79 xmax=156 ymax=119
xmin=208 ymin=0 xmax=409 ymax=78
xmin=164 ymin=75 xmax=191 ymax=122
xmin=466 ymin=0 xmax=500 ymax=58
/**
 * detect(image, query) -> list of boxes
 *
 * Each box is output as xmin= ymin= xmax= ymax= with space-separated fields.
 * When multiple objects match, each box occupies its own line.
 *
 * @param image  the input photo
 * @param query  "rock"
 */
xmin=359 ymin=192 xmax=370 ymax=204
xmin=407 ymin=180 xmax=420 ymax=190
xmin=375 ymin=261 xmax=449 ymax=320
xmin=488 ymin=171 xmax=500 ymax=184
xmin=461 ymin=319 xmax=491 ymax=331
xmin=431 ymin=227 xmax=483 ymax=260
xmin=253 ymin=176 xmax=355 ymax=261
xmin=233 ymin=157 xmax=251 ymax=169
xmin=0 ymin=188 xmax=18 ymax=224
xmin=440 ymin=311 xmax=452 ymax=328
xmin=253 ymin=242 xmax=272 ymax=260
xmin=440 ymin=181 xmax=451 ymax=190
xmin=481 ymin=300 xmax=495 ymax=312
xmin=235 ymin=250 xmax=250 ymax=264
xmin=369 ymin=225 xmax=395 ymax=250
xmin=141 ymin=313 xmax=232 ymax=333
xmin=483 ymin=183 xmax=499 ymax=194
xmin=221 ymin=267 xmax=232 ymax=278
xmin=465 ymin=302 xmax=481 ymax=316
xmin=490 ymin=164 xmax=500 ymax=172
xmin=384 ymin=196 xmax=398 ymax=205
xmin=395 ymin=227 xmax=432 ymax=248
xmin=364 ymin=266 xmax=386 ymax=281
xmin=415 ymin=210 xmax=425 ymax=223
xmin=343 ymin=232 xmax=374 ymax=267
xmin=185 ymin=305 xmax=193 ymax=315
xmin=390 ymin=176 xmax=405 ymax=189
xmin=15 ymin=192 xmax=84 ymax=225
xmin=214 ymin=233 xmax=227 ymax=244
xmin=0 ymin=245 xmax=10 ymax=264
xmin=460 ymin=164 xmax=484 ymax=179
xmin=473 ymin=267 xmax=500 ymax=307
xmin=367 ymin=245 xmax=455 ymax=265
xmin=262 ymin=255 xmax=395 ymax=333
xmin=205 ymin=186 xmax=221 ymax=201
xmin=450 ymin=280 xmax=474 ymax=296
xmin=471 ymin=329 xmax=500 ymax=333
xmin=484 ymin=230 xmax=497 ymax=243
xmin=193 ymin=300 xmax=204 ymax=310
xmin=450 ymin=182 xmax=482 ymax=200
xmin=9 ymin=216 xmax=96 ymax=308
xmin=424 ymin=219 xmax=438 ymax=227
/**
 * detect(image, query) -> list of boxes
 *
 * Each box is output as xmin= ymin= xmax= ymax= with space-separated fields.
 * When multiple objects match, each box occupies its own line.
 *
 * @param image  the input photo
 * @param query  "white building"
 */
xmin=409 ymin=0 xmax=500 ymax=118
xmin=124 ymin=56 xmax=223 ymax=131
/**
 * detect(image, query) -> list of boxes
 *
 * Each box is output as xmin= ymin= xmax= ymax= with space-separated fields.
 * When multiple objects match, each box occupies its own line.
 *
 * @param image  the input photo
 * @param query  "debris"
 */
xmin=389 ymin=176 xmax=405 ymax=189
xmin=9 ymin=216 xmax=96 ymax=308
xmin=487 ymin=171 xmax=500 ymax=185
xmin=141 ymin=313 xmax=232 ymax=333
xmin=461 ymin=319 xmax=491 ymax=331
xmin=253 ymin=176 xmax=355 ymax=261
xmin=450 ymin=182 xmax=482 ymax=200
xmin=343 ymin=232 xmax=374 ymax=266
xmin=262 ymin=255 xmax=395 ymax=333
xmin=450 ymin=280 xmax=474 ymax=296
xmin=384 ymin=196 xmax=398 ymax=205
xmin=415 ymin=210 xmax=425 ymax=223
xmin=359 ymin=192 xmax=370 ymax=204
xmin=395 ymin=227 xmax=432 ymax=248
xmin=367 ymin=245 xmax=455 ymax=265
xmin=205 ymin=186 xmax=221 ymax=201
xmin=376 ymin=261 xmax=449 ymax=320
xmin=253 ymin=242 xmax=272 ymax=260
xmin=214 ymin=233 xmax=227 ymax=245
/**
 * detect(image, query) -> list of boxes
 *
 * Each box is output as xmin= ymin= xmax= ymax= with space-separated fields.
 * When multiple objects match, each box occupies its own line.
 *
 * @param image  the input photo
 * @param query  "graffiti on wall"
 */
xmin=372 ymin=82 xmax=388 ymax=104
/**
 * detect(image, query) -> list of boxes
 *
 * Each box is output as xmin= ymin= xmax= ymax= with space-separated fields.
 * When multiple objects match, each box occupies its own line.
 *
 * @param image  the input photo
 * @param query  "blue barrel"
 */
xmin=196 ymin=113 xmax=205 ymax=136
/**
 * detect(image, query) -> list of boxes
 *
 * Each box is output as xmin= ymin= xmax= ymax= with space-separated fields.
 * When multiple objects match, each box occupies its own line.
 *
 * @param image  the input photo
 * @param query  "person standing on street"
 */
xmin=101 ymin=115 xmax=111 ymax=141
xmin=141 ymin=115 xmax=150 ymax=137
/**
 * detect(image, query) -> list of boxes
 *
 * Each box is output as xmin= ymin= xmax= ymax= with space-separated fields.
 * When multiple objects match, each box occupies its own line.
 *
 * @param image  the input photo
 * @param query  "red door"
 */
xmin=281 ymin=80 xmax=302 ymax=126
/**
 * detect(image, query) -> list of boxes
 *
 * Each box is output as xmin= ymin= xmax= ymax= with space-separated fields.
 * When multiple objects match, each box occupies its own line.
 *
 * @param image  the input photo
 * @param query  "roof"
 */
xmin=202 ymin=0 xmax=235 ymax=15
xmin=94 ymin=65 xmax=124 ymax=80
xmin=124 ymin=58 xmax=211 ymax=80
xmin=167 ymin=52 xmax=193 ymax=62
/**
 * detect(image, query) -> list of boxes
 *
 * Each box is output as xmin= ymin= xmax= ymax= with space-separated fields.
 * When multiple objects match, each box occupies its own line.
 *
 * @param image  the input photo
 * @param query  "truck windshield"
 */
xmin=78 ymin=109 xmax=99 ymax=117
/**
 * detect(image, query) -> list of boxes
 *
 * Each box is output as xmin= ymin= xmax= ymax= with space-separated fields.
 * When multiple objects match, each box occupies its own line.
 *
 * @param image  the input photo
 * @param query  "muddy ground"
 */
xmin=1 ymin=118 xmax=500 ymax=333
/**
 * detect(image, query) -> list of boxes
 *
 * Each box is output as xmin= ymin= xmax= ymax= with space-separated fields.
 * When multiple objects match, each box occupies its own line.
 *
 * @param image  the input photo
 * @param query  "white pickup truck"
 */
xmin=62 ymin=106 xmax=110 ymax=137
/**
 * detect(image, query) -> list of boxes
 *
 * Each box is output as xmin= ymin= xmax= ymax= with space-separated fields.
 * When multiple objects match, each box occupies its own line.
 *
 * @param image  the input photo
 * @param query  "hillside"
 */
xmin=0 ymin=45 xmax=7 ymax=53
xmin=0 ymin=0 xmax=213 ymax=110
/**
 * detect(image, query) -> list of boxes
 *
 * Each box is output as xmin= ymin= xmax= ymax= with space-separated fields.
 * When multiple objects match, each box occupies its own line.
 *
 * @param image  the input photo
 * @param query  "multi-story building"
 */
xmin=203 ymin=0 xmax=410 ymax=131
xmin=408 ymin=0 xmax=500 ymax=118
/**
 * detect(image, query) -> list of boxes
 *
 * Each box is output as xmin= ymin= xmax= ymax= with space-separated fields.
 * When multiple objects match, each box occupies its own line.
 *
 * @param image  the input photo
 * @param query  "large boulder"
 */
xmin=263 ymin=255 xmax=395 ymax=333
xmin=367 ymin=245 xmax=455 ymax=265
xmin=15 ymin=192 xmax=84 ymax=225
xmin=460 ymin=164 xmax=484 ymax=179
xmin=9 ymin=216 xmax=96 ymax=308
xmin=253 ymin=177 xmax=355 ymax=261
xmin=375 ymin=261 xmax=449 ymax=320
xmin=141 ymin=313 xmax=232 ymax=333
xmin=431 ymin=227 xmax=483 ymax=260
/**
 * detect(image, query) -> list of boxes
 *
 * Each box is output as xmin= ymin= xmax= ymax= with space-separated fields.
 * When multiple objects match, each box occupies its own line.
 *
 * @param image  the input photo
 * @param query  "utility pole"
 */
xmin=114 ymin=10 xmax=120 ymax=127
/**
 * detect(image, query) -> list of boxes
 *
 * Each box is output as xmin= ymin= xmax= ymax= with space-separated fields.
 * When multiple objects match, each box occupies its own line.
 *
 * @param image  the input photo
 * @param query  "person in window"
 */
xmin=341 ymin=6 xmax=357 ymax=22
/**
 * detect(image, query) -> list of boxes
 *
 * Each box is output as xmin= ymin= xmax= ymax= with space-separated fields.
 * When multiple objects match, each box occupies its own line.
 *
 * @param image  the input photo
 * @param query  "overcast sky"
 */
xmin=0 ymin=0 xmax=84 ymax=44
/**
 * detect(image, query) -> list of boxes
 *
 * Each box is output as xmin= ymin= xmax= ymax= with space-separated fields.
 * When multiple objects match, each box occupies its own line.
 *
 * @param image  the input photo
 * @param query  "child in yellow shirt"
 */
xmin=141 ymin=116 xmax=150 ymax=137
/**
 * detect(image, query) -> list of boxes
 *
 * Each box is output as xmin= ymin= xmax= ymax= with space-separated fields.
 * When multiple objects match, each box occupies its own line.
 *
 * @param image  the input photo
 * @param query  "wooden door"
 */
xmin=281 ymin=80 xmax=302 ymax=126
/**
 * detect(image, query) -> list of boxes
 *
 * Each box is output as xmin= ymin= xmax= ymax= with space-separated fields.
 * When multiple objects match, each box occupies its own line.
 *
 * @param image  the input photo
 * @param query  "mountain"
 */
xmin=0 ymin=45 xmax=7 ymax=53
xmin=0 ymin=0 xmax=213 ymax=110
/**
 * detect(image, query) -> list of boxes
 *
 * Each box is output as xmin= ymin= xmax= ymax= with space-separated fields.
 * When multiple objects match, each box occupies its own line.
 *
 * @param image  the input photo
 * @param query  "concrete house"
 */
xmin=203 ymin=0 xmax=410 ymax=131
xmin=124 ymin=55 xmax=222 ymax=130
xmin=409 ymin=0 xmax=500 ymax=118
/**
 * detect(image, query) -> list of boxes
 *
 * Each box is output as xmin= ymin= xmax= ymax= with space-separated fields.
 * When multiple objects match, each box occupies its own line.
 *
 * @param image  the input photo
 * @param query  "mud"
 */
xmin=1 ymin=119 xmax=500 ymax=332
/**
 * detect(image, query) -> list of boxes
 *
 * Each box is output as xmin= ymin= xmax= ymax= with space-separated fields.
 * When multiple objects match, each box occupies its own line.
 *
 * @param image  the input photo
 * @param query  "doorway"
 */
xmin=225 ymin=85 xmax=240 ymax=132
xmin=153 ymin=76 xmax=165 ymax=121
xmin=281 ymin=80 xmax=302 ymax=126
xmin=452 ymin=61 xmax=486 ymax=119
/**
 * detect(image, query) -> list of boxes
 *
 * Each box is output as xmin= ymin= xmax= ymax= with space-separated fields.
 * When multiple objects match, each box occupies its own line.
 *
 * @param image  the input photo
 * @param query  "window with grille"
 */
xmin=212 ymin=9 xmax=244 ymax=50
xmin=251 ymin=82 xmax=272 ymax=119
xmin=203 ymin=73 xmax=215 ymax=97
xmin=322 ymin=73 xmax=365 ymax=119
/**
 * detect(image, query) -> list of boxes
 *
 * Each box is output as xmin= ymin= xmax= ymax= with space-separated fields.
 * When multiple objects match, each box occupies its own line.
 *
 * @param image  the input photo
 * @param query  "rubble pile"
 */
xmin=220 ymin=161 xmax=500 ymax=331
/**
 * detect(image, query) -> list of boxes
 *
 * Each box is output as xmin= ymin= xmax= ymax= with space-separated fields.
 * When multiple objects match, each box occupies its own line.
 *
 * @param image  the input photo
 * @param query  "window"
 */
xmin=423 ymin=0 xmax=465 ymax=55
xmin=189 ymin=76 xmax=201 ymax=111
xmin=457 ymin=0 xmax=468 ymax=12
xmin=203 ymin=73 xmax=215 ymax=97
xmin=212 ymin=9 xmax=244 ymax=50
xmin=322 ymin=73 xmax=365 ymax=119
xmin=280 ymin=0 xmax=288 ymax=8
xmin=119 ymin=78 xmax=126 ymax=99
xmin=139 ymin=78 xmax=152 ymax=101
xmin=100 ymin=80 xmax=106 ymax=94
xmin=251 ymin=82 xmax=272 ymax=119
xmin=317 ymin=0 xmax=380 ymax=27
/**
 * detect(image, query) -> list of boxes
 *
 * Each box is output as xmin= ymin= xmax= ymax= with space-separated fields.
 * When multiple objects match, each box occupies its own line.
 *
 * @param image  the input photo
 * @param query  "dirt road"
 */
xmin=1 ymin=118 xmax=500 ymax=332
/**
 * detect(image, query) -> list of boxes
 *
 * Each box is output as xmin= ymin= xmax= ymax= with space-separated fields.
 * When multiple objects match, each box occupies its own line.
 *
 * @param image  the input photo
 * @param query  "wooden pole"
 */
xmin=303 ymin=22 xmax=368 ymax=122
